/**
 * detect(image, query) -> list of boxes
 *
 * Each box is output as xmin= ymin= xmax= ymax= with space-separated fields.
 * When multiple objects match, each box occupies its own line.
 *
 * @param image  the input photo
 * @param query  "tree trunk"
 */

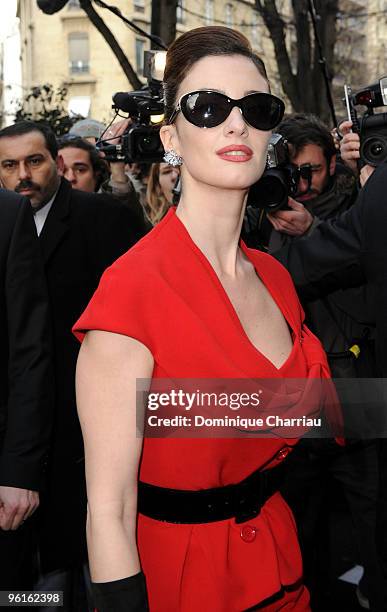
xmin=254 ymin=0 xmax=339 ymax=122
xmin=151 ymin=0 xmax=178 ymax=48
xmin=151 ymin=1 xmax=162 ymax=50
xmin=310 ymin=0 xmax=339 ymax=122
xmin=80 ymin=0 xmax=141 ymax=90
xmin=255 ymin=0 xmax=301 ymax=109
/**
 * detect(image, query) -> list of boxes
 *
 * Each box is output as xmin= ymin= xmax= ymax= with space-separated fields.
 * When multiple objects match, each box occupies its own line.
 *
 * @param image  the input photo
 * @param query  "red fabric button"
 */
xmin=240 ymin=524 xmax=257 ymax=542
xmin=275 ymin=447 xmax=290 ymax=461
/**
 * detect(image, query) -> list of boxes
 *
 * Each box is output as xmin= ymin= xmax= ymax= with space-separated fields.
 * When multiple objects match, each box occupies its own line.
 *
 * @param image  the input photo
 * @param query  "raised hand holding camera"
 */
xmin=341 ymin=77 xmax=387 ymax=169
xmin=267 ymin=197 xmax=314 ymax=236
xmin=339 ymin=120 xmax=361 ymax=175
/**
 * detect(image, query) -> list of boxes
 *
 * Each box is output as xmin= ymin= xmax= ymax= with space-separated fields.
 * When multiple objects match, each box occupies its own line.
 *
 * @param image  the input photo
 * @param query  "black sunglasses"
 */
xmin=168 ymin=90 xmax=285 ymax=131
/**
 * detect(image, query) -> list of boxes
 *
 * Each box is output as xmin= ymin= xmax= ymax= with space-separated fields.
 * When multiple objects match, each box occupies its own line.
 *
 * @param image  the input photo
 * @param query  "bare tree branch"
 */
xmin=79 ymin=0 xmax=142 ymax=90
xmin=255 ymin=0 xmax=339 ymax=122
xmin=255 ymin=0 xmax=301 ymax=110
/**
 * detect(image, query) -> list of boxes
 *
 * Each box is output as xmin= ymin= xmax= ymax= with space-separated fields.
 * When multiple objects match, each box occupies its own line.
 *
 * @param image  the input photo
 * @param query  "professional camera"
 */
xmin=344 ymin=76 xmax=387 ymax=166
xmin=247 ymin=133 xmax=305 ymax=213
xmin=97 ymin=50 xmax=166 ymax=163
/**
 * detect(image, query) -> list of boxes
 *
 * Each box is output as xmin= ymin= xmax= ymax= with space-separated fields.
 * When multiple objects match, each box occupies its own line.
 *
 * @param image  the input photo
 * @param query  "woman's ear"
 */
xmin=160 ymin=124 xmax=180 ymax=156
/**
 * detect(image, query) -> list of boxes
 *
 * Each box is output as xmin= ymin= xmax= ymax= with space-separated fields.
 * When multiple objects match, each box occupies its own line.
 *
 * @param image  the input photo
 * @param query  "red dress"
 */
xmin=73 ymin=208 xmax=332 ymax=611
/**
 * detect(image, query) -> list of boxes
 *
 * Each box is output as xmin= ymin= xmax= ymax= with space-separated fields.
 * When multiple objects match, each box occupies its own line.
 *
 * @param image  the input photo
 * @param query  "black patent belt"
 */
xmin=138 ymin=461 xmax=286 ymax=525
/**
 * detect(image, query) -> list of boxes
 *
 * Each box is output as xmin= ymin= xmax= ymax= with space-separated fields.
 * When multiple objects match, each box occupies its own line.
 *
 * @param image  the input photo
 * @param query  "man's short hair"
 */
xmin=0 ymin=121 xmax=58 ymax=159
xmin=57 ymin=136 xmax=109 ymax=189
xmin=278 ymin=114 xmax=336 ymax=165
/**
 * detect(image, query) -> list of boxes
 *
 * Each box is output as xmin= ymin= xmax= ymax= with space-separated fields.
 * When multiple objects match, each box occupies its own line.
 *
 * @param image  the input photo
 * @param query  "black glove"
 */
xmin=92 ymin=571 xmax=149 ymax=611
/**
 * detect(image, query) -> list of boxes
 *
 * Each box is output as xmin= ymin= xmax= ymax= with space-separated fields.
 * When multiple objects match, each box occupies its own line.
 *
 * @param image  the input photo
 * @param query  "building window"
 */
xmin=68 ymin=0 xmax=81 ymax=8
xmin=177 ymin=0 xmax=184 ymax=24
xmin=225 ymin=3 xmax=234 ymax=28
xmin=134 ymin=0 xmax=145 ymax=12
xmin=68 ymin=32 xmax=90 ymax=74
xmin=136 ymin=38 xmax=145 ymax=76
xmin=205 ymin=0 xmax=214 ymax=25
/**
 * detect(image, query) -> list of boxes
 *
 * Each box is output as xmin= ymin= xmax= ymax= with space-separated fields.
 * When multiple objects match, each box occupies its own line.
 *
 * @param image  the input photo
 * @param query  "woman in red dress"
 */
xmin=73 ymin=26 xmax=333 ymax=611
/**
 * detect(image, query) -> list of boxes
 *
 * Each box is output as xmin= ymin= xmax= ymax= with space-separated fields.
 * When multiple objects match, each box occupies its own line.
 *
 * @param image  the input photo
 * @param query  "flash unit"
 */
xmin=380 ymin=77 xmax=387 ymax=106
xmin=144 ymin=50 xmax=167 ymax=82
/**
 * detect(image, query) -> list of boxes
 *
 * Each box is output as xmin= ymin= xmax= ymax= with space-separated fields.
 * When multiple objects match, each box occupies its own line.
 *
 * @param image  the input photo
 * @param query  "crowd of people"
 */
xmin=1 ymin=23 xmax=387 ymax=612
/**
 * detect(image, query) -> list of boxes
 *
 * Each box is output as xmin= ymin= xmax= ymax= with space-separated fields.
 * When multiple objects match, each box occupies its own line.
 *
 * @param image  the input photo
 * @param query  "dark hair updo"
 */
xmin=163 ymin=26 xmax=269 ymax=123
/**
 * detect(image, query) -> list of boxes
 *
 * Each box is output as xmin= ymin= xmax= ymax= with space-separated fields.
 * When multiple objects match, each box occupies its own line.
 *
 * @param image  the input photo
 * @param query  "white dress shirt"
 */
xmin=33 ymin=191 xmax=58 ymax=236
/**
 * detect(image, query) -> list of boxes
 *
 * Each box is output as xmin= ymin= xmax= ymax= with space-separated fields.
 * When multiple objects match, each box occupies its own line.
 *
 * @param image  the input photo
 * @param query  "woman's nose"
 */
xmin=223 ymin=106 xmax=247 ymax=136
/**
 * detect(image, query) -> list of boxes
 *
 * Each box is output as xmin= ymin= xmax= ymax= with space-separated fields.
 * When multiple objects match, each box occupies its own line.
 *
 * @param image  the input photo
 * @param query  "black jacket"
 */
xmin=38 ymin=178 xmax=149 ymax=572
xmin=269 ymin=167 xmax=373 ymax=356
xmin=0 ymin=190 xmax=52 ymax=491
xmin=274 ymin=163 xmax=387 ymax=375
xmin=273 ymin=161 xmax=387 ymax=595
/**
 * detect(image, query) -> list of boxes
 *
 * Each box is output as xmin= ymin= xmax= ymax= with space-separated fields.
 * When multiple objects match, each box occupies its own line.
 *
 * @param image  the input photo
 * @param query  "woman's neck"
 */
xmin=175 ymin=178 xmax=248 ymax=278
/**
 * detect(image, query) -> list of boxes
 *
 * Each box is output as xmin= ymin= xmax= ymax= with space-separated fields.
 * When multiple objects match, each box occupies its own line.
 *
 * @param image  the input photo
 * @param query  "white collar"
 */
xmin=33 ymin=189 xmax=59 ymax=236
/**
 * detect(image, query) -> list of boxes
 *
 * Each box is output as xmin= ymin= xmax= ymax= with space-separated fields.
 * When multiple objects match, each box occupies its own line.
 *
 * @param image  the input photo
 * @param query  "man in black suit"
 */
xmin=0 ymin=120 xmax=149 ymax=608
xmin=0 ymin=191 xmax=52 ymax=589
xmin=273 ymin=162 xmax=387 ymax=611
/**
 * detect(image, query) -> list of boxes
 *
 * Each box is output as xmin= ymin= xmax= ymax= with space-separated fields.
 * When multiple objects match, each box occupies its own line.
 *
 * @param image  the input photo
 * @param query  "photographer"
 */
xmin=243 ymin=118 xmax=357 ymax=251
xmin=247 ymin=114 xmax=381 ymax=611
xmin=261 ymin=114 xmax=358 ymax=249
xmin=268 ymin=115 xmax=361 ymax=348
xmin=273 ymin=151 xmax=387 ymax=612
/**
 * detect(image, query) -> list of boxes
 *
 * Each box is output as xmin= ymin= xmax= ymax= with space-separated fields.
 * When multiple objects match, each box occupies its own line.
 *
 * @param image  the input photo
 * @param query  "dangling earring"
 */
xmin=164 ymin=150 xmax=183 ymax=167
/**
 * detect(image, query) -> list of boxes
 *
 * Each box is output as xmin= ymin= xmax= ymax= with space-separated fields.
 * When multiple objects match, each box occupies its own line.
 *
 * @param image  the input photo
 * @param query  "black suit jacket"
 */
xmin=38 ymin=178 xmax=149 ymax=571
xmin=0 ymin=190 xmax=52 ymax=491
xmin=274 ymin=163 xmax=387 ymax=374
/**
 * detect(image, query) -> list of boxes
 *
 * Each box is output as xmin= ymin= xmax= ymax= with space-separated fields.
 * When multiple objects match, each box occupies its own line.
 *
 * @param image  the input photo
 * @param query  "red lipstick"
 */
xmin=216 ymin=144 xmax=253 ymax=162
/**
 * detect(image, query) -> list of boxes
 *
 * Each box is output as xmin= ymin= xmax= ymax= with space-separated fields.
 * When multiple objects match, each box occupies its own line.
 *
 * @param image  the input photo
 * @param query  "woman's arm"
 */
xmin=76 ymin=330 xmax=154 ymax=582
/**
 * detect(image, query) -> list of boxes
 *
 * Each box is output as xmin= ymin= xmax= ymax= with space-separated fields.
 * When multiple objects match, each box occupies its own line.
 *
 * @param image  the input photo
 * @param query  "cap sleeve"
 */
xmin=72 ymin=261 xmax=153 ymax=353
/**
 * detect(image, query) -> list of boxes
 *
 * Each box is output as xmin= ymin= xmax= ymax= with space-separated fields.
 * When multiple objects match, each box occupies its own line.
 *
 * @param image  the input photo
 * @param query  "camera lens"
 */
xmin=370 ymin=143 xmax=383 ymax=156
xmin=138 ymin=132 xmax=161 ymax=154
xmin=361 ymin=136 xmax=387 ymax=166
xmin=128 ymin=126 xmax=164 ymax=162
xmin=248 ymin=171 xmax=289 ymax=212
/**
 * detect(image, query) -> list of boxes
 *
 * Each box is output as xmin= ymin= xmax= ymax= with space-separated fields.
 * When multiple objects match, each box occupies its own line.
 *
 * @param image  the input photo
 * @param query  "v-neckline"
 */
xmin=169 ymin=209 xmax=298 ymax=373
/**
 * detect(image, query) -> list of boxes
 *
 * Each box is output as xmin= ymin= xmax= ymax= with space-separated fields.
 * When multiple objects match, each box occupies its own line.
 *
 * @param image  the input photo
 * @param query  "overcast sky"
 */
xmin=1 ymin=0 xmax=21 ymax=125
xmin=0 ymin=0 xmax=17 ymax=40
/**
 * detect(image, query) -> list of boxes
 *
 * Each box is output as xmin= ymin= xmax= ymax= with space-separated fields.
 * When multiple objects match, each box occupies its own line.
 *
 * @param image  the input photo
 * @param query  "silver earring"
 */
xmin=164 ymin=149 xmax=183 ymax=167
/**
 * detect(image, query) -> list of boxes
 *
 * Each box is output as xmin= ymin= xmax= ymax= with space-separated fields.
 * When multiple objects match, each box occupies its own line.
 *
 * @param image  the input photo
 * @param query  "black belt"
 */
xmin=138 ymin=461 xmax=286 ymax=525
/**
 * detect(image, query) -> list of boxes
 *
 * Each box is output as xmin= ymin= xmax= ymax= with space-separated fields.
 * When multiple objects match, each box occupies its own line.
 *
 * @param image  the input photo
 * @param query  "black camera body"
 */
xmin=358 ymin=113 xmax=387 ymax=167
xmin=344 ymin=77 xmax=387 ymax=167
xmin=247 ymin=134 xmax=300 ymax=213
xmin=117 ymin=117 xmax=164 ymax=165
xmin=97 ymin=52 xmax=166 ymax=164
